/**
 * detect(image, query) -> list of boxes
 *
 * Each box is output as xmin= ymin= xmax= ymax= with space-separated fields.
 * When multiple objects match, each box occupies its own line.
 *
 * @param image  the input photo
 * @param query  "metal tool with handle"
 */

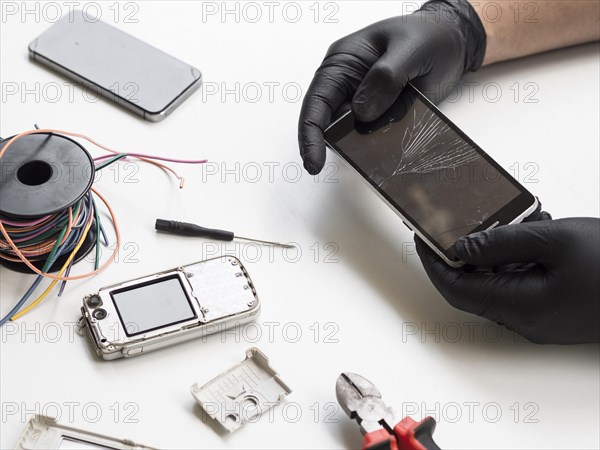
xmin=336 ymin=372 xmax=442 ymax=450
xmin=155 ymin=219 xmax=295 ymax=249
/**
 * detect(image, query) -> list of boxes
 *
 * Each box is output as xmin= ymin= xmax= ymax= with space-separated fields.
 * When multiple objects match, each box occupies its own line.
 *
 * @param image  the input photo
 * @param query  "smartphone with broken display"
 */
xmin=324 ymin=84 xmax=538 ymax=267
xmin=79 ymin=256 xmax=259 ymax=360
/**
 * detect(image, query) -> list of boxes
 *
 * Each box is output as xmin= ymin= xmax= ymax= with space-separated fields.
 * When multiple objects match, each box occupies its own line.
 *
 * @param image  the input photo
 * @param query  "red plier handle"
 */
xmin=362 ymin=417 xmax=441 ymax=450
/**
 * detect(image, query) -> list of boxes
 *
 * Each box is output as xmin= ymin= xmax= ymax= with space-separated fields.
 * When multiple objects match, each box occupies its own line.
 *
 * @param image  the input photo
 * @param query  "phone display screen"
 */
xmin=325 ymin=85 xmax=533 ymax=259
xmin=111 ymin=276 xmax=196 ymax=336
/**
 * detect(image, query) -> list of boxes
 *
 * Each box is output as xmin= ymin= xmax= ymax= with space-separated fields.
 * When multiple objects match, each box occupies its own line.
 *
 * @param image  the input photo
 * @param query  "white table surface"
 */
xmin=1 ymin=2 xmax=599 ymax=449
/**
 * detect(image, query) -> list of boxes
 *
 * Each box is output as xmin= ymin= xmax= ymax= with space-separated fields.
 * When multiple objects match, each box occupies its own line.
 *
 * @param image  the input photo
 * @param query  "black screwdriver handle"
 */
xmin=155 ymin=219 xmax=235 ymax=241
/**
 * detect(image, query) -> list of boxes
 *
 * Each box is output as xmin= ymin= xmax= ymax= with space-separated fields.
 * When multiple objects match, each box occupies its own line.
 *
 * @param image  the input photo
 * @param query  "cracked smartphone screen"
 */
xmin=333 ymin=86 xmax=521 ymax=250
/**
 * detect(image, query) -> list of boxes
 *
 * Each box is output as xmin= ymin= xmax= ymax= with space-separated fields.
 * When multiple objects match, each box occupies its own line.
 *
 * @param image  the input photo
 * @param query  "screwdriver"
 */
xmin=155 ymin=219 xmax=295 ymax=249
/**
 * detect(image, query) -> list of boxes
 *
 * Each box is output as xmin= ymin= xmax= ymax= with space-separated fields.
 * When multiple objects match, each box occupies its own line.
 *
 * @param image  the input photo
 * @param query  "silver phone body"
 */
xmin=80 ymin=256 xmax=260 ymax=360
xmin=29 ymin=13 xmax=202 ymax=121
xmin=15 ymin=415 xmax=154 ymax=449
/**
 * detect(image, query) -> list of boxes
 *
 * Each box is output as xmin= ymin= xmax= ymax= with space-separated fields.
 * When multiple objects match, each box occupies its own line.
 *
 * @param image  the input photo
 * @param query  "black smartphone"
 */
xmin=324 ymin=84 xmax=538 ymax=266
xmin=29 ymin=12 xmax=202 ymax=122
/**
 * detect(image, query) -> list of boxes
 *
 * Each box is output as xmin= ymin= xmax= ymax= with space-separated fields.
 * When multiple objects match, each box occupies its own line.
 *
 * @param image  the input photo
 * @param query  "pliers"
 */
xmin=336 ymin=372 xmax=441 ymax=450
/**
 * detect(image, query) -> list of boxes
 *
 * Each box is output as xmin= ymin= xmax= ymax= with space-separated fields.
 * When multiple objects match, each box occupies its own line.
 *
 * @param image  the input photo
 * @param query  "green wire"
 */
xmin=92 ymin=155 xmax=128 ymax=268
xmin=95 ymin=154 xmax=127 ymax=171
xmin=39 ymin=209 xmax=71 ymax=273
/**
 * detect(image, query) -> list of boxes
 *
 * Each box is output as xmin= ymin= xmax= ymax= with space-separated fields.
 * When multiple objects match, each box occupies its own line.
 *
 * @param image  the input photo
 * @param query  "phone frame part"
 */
xmin=191 ymin=348 xmax=292 ymax=432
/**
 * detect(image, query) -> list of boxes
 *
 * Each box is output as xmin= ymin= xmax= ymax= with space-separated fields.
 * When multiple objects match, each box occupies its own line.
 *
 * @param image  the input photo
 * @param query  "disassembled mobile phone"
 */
xmin=324 ymin=84 xmax=538 ymax=266
xmin=29 ymin=12 xmax=202 ymax=121
xmin=15 ymin=415 xmax=154 ymax=449
xmin=80 ymin=256 xmax=260 ymax=360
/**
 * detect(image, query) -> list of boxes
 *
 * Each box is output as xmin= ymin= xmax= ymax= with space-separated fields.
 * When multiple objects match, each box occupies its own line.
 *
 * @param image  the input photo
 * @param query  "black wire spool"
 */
xmin=0 ymin=132 xmax=97 ymax=274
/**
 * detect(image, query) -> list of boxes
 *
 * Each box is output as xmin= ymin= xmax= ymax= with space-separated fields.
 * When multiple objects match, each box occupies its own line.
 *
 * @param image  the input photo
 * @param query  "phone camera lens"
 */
xmin=93 ymin=309 xmax=107 ymax=320
xmin=87 ymin=295 xmax=102 ymax=308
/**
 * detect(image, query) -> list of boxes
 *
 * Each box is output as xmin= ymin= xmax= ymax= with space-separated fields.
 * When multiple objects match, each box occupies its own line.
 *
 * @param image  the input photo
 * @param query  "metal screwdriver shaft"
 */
xmin=155 ymin=219 xmax=295 ymax=249
xmin=234 ymin=235 xmax=295 ymax=249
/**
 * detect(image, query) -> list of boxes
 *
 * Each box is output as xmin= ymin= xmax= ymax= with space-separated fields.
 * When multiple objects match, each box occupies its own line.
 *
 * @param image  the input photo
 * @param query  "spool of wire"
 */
xmin=0 ymin=128 xmax=207 ymax=325
xmin=0 ymin=132 xmax=97 ymax=273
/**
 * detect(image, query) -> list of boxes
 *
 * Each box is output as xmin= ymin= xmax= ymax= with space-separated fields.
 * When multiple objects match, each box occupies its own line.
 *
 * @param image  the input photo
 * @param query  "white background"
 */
xmin=1 ymin=1 xmax=599 ymax=449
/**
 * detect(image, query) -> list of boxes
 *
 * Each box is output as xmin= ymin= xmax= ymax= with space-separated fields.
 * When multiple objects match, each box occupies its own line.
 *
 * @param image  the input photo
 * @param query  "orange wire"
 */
xmin=4 ymin=215 xmax=52 ymax=233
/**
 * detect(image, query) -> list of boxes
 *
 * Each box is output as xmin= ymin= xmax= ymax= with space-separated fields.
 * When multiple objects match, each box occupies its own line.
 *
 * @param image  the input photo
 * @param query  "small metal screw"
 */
xmin=247 ymin=301 xmax=255 ymax=307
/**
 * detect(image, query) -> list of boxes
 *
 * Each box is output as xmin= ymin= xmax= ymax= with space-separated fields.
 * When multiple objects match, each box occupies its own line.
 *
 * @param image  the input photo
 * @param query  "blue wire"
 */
xmin=0 ymin=275 xmax=45 ymax=327
xmin=0 ymin=226 xmax=84 ymax=326
xmin=98 ymin=217 xmax=109 ymax=247
xmin=91 ymin=197 xmax=109 ymax=247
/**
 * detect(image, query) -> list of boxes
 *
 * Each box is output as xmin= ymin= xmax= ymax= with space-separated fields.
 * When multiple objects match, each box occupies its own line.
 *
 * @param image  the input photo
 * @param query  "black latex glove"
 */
xmin=416 ymin=218 xmax=600 ymax=344
xmin=298 ymin=0 xmax=486 ymax=174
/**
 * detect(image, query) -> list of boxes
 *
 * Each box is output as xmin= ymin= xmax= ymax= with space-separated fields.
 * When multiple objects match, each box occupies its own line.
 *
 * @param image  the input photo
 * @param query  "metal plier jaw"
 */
xmin=336 ymin=372 xmax=441 ymax=450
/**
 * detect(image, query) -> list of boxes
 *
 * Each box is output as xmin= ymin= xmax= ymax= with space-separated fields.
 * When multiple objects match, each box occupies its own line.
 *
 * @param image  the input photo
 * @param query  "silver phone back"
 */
xmin=29 ymin=12 xmax=202 ymax=121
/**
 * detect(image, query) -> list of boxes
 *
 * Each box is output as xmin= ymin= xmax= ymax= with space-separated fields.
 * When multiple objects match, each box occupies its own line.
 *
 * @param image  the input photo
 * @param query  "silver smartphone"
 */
xmin=80 ymin=256 xmax=260 ymax=360
xmin=29 ymin=12 xmax=202 ymax=121
xmin=15 ymin=415 xmax=154 ymax=450
xmin=325 ymin=84 xmax=538 ymax=267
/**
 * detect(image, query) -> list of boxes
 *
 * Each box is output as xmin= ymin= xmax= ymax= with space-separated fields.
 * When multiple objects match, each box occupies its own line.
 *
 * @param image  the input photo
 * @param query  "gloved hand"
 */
xmin=416 ymin=217 xmax=600 ymax=344
xmin=298 ymin=0 xmax=487 ymax=174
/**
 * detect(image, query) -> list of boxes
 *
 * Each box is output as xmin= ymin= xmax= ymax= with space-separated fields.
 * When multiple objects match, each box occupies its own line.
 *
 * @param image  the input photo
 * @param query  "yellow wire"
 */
xmin=10 ymin=207 xmax=95 ymax=321
xmin=10 ymin=280 xmax=60 ymax=321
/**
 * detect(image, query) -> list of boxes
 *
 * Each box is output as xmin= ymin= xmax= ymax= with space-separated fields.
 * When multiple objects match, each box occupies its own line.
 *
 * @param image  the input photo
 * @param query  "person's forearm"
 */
xmin=469 ymin=1 xmax=600 ymax=65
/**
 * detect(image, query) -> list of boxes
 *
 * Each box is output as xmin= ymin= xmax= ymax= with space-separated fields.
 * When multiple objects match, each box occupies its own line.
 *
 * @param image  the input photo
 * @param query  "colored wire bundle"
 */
xmin=0 ymin=128 xmax=207 ymax=325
